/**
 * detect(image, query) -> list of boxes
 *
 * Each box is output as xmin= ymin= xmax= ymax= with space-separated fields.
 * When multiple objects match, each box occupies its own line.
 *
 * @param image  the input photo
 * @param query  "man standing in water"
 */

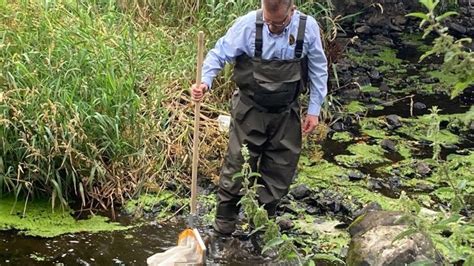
xmin=191 ymin=0 xmax=328 ymax=236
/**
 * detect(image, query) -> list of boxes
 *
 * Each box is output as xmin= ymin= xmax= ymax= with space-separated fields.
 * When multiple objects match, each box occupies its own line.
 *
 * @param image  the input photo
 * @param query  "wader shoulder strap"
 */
xmin=295 ymin=13 xmax=307 ymax=58
xmin=255 ymin=9 xmax=264 ymax=58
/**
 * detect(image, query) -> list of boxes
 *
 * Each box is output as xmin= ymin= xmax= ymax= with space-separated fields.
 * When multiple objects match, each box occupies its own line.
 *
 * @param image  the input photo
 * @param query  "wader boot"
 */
xmin=214 ymin=10 xmax=308 ymax=235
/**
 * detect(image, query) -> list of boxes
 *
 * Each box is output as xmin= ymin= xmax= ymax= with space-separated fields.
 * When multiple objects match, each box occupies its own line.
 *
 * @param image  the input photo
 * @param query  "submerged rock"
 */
xmin=388 ymin=176 xmax=402 ymax=191
xmin=303 ymin=190 xmax=362 ymax=221
xmin=380 ymin=139 xmax=397 ymax=152
xmin=414 ymin=182 xmax=435 ymax=193
xmin=448 ymin=22 xmax=467 ymax=35
xmin=352 ymin=202 xmax=382 ymax=219
xmin=372 ymin=35 xmax=395 ymax=47
xmin=348 ymin=171 xmax=364 ymax=181
xmin=339 ymin=88 xmax=361 ymax=100
xmin=385 ymin=114 xmax=402 ymax=130
xmin=368 ymin=68 xmax=382 ymax=81
xmin=379 ymin=81 xmax=390 ymax=92
xmin=331 ymin=121 xmax=346 ymax=132
xmin=416 ymin=162 xmax=432 ymax=177
xmin=355 ymin=25 xmax=372 ymax=35
xmin=355 ymin=74 xmax=372 ymax=87
xmin=277 ymin=218 xmax=294 ymax=231
xmin=290 ymin=184 xmax=312 ymax=200
xmin=459 ymin=86 xmax=474 ymax=105
xmin=367 ymin=178 xmax=389 ymax=192
xmin=421 ymin=77 xmax=439 ymax=84
xmin=391 ymin=16 xmax=407 ymax=26
xmin=347 ymin=211 xmax=442 ymax=265
xmin=348 ymin=210 xmax=402 ymax=237
xmin=413 ymin=102 xmax=427 ymax=110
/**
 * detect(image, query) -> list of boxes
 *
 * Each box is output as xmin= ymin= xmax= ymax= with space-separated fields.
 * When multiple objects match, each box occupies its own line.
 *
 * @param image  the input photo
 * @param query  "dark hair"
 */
xmin=263 ymin=0 xmax=293 ymax=12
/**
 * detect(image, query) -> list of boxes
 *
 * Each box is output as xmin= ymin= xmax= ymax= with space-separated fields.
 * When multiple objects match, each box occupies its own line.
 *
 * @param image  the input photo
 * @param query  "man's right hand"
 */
xmin=191 ymin=83 xmax=208 ymax=102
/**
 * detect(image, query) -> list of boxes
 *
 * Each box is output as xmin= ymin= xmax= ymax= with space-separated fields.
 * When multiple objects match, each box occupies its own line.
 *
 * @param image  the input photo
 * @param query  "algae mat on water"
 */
xmin=0 ymin=198 xmax=130 ymax=238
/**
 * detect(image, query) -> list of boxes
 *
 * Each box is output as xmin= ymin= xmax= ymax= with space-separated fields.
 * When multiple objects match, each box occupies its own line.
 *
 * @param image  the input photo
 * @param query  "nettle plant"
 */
xmin=407 ymin=0 xmax=473 ymax=97
xmin=392 ymin=107 xmax=473 ymax=264
xmin=233 ymin=145 xmax=302 ymax=263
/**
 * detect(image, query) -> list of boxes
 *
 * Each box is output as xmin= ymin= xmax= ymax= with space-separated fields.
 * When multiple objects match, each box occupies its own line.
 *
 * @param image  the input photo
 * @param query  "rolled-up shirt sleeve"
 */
xmin=306 ymin=17 xmax=328 ymax=116
xmin=201 ymin=17 xmax=250 ymax=89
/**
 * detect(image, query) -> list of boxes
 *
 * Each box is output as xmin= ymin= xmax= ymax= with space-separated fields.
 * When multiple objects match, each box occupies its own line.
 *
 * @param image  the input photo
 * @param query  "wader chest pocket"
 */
xmin=252 ymin=60 xmax=302 ymax=108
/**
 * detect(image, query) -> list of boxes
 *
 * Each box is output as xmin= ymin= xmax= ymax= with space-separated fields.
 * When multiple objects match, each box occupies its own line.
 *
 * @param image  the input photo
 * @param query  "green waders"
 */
xmin=214 ymin=10 xmax=308 ymax=235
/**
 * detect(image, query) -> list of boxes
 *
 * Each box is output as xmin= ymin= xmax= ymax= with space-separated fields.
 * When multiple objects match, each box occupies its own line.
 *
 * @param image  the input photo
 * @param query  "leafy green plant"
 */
xmin=392 ymin=106 xmax=473 ymax=263
xmin=394 ymin=192 xmax=473 ymax=264
xmin=1 ymin=0 xmax=231 ymax=211
xmin=407 ymin=0 xmax=473 ymax=97
xmin=425 ymin=107 xmax=469 ymax=214
xmin=233 ymin=145 xmax=302 ymax=263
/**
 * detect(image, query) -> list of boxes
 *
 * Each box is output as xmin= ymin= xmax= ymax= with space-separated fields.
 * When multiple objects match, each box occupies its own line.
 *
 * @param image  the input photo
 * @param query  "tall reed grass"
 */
xmin=0 ymin=0 xmax=336 ymax=211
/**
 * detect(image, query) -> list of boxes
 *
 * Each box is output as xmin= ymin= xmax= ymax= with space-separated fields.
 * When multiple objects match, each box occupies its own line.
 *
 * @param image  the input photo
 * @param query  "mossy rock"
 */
xmin=347 ymin=211 xmax=442 ymax=266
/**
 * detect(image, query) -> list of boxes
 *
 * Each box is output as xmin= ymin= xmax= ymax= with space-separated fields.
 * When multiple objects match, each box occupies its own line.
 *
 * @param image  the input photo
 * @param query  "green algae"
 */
xmin=316 ymin=231 xmax=351 ymax=258
xmin=360 ymin=117 xmax=413 ymax=159
xmin=0 ymin=197 xmax=130 ymax=238
xmin=294 ymin=215 xmax=350 ymax=258
xmin=347 ymin=46 xmax=402 ymax=73
xmin=335 ymin=143 xmax=389 ymax=167
xmin=199 ymin=194 xmax=217 ymax=224
xmin=331 ymin=132 xmax=353 ymax=142
xmin=399 ymin=33 xmax=431 ymax=53
xmin=360 ymin=85 xmax=379 ymax=93
xmin=429 ymin=152 xmax=474 ymax=203
xmin=297 ymin=159 xmax=348 ymax=186
xmin=124 ymin=190 xmax=187 ymax=219
xmin=295 ymin=154 xmax=473 ymax=246
xmin=397 ymin=141 xmax=413 ymax=159
xmin=297 ymin=160 xmax=401 ymax=210
xmin=362 ymin=128 xmax=387 ymax=139
xmin=398 ymin=113 xmax=464 ymax=145
xmin=361 ymin=109 xmax=471 ymax=147
xmin=444 ymin=106 xmax=474 ymax=131
xmin=404 ymin=178 xmax=435 ymax=191
xmin=360 ymin=118 xmax=388 ymax=139
xmin=376 ymin=48 xmax=403 ymax=72
xmin=427 ymin=70 xmax=461 ymax=93
xmin=377 ymin=159 xmax=424 ymax=177
xmin=346 ymin=101 xmax=368 ymax=114
xmin=361 ymin=110 xmax=472 ymax=157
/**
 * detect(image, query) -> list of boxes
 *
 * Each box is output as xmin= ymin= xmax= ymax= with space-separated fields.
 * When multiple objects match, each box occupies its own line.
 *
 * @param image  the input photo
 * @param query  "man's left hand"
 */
xmin=302 ymin=114 xmax=319 ymax=134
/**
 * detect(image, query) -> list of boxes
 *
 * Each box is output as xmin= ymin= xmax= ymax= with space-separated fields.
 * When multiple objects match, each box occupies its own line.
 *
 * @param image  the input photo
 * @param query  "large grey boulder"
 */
xmin=346 ymin=210 xmax=443 ymax=265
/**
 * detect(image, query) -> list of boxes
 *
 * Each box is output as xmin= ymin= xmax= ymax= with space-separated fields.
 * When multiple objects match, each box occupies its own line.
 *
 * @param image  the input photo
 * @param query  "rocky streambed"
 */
xmin=1 ymin=2 xmax=473 ymax=265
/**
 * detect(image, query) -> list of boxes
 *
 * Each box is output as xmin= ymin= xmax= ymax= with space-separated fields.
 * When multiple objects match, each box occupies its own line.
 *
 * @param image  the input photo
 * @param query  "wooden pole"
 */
xmin=191 ymin=31 xmax=204 ymax=215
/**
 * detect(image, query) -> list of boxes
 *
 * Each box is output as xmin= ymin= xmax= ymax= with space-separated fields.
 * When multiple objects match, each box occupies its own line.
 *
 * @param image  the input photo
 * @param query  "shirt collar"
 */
xmin=265 ymin=10 xmax=300 ymax=37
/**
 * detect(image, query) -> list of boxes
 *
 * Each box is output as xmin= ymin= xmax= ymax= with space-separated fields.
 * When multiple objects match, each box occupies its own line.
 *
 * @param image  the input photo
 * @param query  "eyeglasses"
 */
xmin=262 ymin=10 xmax=292 ymax=28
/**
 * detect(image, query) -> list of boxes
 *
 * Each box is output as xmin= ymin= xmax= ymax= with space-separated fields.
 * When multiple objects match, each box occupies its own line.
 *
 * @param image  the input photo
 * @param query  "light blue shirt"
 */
xmin=202 ymin=10 xmax=328 ymax=116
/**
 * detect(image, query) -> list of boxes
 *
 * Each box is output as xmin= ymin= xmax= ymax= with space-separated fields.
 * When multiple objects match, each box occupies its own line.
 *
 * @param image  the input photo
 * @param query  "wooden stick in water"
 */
xmin=191 ymin=31 xmax=204 ymax=215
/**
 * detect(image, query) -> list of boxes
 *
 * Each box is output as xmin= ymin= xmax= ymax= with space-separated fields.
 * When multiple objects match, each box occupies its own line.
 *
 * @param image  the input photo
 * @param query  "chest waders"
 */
xmin=214 ymin=10 xmax=308 ymax=235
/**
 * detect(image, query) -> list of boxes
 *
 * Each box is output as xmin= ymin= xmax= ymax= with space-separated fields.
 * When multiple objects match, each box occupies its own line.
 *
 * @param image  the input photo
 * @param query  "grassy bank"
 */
xmin=0 ymin=0 xmax=331 ymax=210
xmin=0 ymin=0 xmax=238 ymax=209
